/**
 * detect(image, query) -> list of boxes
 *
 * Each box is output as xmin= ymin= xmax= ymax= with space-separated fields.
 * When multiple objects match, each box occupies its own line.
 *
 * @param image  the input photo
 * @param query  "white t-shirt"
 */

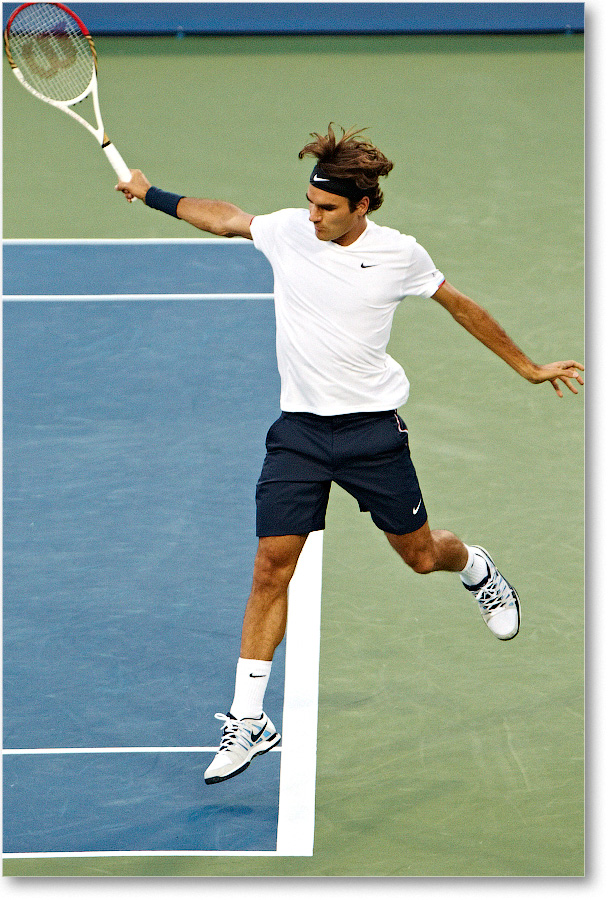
xmin=250 ymin=207 xmax=444 ymax=415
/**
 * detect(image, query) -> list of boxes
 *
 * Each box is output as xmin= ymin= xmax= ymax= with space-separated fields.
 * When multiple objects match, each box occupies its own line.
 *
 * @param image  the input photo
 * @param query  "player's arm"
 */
xmin=432 ymin=280 xmax=584 ymax=398
xmin=116 ymin=170 xmax=254 ymax=239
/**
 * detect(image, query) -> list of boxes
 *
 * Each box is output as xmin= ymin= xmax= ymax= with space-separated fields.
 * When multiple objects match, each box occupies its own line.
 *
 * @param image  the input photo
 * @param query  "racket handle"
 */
xmin=103 ymin=140 xmax=137 ymax=200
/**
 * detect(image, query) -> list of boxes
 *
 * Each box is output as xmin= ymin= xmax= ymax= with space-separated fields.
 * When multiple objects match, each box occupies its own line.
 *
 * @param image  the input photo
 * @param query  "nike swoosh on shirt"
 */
xmin=413 ymin=499 xmax=422 ymax=514
xmin=361 ymin=263 xmax=379 ymax=268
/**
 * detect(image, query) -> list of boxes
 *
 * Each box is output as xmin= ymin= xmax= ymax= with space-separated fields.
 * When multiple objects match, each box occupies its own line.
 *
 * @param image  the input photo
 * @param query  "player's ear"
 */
xmin=356 ymin=195 xmax=370 ymax=216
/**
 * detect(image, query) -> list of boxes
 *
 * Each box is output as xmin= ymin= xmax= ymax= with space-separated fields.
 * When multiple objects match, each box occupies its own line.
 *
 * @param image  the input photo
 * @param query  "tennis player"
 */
xmin=117 ymin=124 xmax=584 ymax=785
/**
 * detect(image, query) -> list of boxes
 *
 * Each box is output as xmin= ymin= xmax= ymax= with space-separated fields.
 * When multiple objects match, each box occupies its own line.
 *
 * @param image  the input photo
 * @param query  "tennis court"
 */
xmin=3 ymin=12 xmax=584 ymax=878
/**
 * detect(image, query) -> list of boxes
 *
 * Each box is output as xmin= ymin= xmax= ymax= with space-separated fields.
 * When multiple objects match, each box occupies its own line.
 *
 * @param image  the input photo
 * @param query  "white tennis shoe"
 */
xmin=462 ymin=546 xmax=521 ymax=640
xmin=204 ymin=712 xmax=280 ymax=785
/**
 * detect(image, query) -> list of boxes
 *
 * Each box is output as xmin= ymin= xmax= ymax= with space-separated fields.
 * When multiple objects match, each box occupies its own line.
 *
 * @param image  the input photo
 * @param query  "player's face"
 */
xmin=306 ymin=185 xmax=369 ymax=246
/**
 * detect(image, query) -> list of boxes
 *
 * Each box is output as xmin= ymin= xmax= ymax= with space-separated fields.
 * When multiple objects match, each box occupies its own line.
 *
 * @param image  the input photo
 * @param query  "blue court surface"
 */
xmin=2 ymin=240 xmax=323 ymax=858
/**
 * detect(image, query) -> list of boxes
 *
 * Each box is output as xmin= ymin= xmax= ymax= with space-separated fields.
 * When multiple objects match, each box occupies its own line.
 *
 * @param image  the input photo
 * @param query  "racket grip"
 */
xmin=103 ymin=141 xmax=137 ymax=199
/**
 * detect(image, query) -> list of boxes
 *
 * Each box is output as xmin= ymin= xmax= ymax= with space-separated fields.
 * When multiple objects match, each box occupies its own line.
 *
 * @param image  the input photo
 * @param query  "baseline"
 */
xmin=3 ymin=294 xmax=274 ymax=302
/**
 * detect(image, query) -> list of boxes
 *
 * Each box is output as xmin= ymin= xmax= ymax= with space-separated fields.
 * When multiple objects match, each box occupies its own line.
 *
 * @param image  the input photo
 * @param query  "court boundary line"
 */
xmin=3 ymin=238 xmax=252 ymax=245
xmin=2 ymin=747 xmax=281 ymax=755
xmin=277 ymin=530 xmax=323 ymax=856
xmin=1 ymin=851 xmax=284 ymax=858
xmin=3 ymin=294 xmax=274 ymax=302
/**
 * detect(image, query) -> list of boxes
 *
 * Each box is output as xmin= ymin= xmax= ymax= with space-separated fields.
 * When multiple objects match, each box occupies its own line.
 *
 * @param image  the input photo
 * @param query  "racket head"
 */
xmin=4 ymin=2 xmax=97 ymax=103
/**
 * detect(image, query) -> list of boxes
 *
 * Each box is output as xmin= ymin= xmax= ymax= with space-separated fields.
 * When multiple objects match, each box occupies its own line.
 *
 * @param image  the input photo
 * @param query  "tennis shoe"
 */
xmin=462 ymin=546 xmax=521 ymax=640
xmin=204 ymin=712 xmax=280 ymax=785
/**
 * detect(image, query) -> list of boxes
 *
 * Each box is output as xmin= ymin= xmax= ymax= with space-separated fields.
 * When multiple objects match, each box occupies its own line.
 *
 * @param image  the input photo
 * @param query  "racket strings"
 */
xmin=6 ymin=2 xmax=96 ymax=102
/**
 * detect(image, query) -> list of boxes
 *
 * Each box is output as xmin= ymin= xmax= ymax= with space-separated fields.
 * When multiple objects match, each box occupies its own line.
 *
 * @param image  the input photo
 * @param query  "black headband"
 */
xmin=309 ymin=164 xmax=368 ymax=203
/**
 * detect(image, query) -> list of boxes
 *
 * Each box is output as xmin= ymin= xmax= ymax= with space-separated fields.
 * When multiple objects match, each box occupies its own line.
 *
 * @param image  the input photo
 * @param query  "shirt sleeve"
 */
xmin=250 ymin=209 xmax=292 ymax=260
xmin=402 ymin=241 xmax=445 ymax=299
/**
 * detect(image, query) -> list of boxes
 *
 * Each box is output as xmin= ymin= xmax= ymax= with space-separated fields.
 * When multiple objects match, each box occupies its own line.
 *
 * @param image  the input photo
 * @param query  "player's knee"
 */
xmin=251 ymin=539 xmax=300 ymax=593
xmin=407 ymin=551 xmax=435 ymax=575
xmin=252 ymin=556 xmax=285 ymax=593
xmin=386 ymin=531 xmax=435 ymax=574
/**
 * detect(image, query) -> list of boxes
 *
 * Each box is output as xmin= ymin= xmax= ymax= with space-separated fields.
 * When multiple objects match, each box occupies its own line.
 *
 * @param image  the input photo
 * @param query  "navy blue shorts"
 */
xmin=256 ymin=410 xmax=428 ymax=537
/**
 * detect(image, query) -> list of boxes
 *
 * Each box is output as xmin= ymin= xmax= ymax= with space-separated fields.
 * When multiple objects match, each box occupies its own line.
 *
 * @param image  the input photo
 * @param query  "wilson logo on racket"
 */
xmin=21 ymin=28 xmax=78 ymax=79
xmin=4 ymin=1 xmax=132 ymax=196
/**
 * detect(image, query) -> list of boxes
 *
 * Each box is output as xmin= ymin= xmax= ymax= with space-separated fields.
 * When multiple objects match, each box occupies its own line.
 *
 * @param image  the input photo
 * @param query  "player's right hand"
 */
xmin=116 ymin=169 xmax=151 ymax=202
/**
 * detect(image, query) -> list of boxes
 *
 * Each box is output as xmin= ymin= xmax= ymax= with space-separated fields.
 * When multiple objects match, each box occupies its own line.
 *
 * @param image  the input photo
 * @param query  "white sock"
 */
xmin=459 ymin=545 xmax=489 ymax=587
xmin=229 ymin=657 xmax=272 ymax=721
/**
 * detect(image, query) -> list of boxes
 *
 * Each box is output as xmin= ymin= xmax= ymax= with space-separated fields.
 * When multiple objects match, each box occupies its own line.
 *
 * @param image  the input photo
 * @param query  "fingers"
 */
xmin=545 ymin=360 xmax=584 ymax=398
xmin=116 ymin=188 xmax=134 ymax=203
xmin=114 ymin=169 xmax=148 ymax=203
xmin=565 ymin=374 xmax=583 ymax=393
xmin=550 ymin=371 xmax=584 ymax=399
xmin=561 ymin=361 xmax=584 ymax=395
xmin=114 ymin=183 xmax=135 ymax=203
xmin=564 ymin=360 xmax=585 ymax=380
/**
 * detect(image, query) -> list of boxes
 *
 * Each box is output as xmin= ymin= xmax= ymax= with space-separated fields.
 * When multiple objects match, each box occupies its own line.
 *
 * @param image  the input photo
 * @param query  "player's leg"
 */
xmin=205 ymin=412 xmax=331 ymax=784
xmin=204 ymin=534 xmax=307 ymax=785
xmin=240 ymin=534 xmax=309 ymax=662
xmin=385 ymin=523 xmax=520 ymax=641
xmin=333 ymin=412 xmax=520 ymax=641
xmin=384 ymin=520 xmax=468 ymax=574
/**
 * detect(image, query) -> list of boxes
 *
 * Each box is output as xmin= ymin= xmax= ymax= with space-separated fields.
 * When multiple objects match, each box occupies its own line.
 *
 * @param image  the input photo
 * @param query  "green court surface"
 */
xmin=3 ymin=33 xmax=584 ymax=876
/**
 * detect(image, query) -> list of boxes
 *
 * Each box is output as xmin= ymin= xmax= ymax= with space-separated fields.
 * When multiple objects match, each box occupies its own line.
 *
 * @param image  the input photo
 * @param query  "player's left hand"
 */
xmin=528 ymin=360 xmax=585 ymax=397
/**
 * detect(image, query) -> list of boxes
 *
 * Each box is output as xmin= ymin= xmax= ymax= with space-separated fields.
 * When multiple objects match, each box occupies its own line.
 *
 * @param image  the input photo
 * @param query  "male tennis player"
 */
xmin=117 ymin=124 xmax=583 ymax=785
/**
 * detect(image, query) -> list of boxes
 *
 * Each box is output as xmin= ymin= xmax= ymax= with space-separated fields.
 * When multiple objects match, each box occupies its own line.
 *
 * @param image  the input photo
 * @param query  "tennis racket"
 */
xmin=4 ymin=1 xmax=133 ymax=190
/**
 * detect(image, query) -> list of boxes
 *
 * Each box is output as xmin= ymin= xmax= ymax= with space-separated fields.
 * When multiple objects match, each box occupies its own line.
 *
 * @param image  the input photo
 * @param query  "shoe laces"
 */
xmin=215 ymin=713 xmax=247 ymax=751
xmin=214 ymin=712 xmax=263 ymax=752
xmin=474 ymin=572 xmax=511 ymax=613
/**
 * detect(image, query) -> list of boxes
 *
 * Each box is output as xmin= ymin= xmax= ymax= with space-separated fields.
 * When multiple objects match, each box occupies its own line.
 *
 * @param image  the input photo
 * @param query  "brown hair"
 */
xmin=298 ymin=123 xmax=394 ymax=212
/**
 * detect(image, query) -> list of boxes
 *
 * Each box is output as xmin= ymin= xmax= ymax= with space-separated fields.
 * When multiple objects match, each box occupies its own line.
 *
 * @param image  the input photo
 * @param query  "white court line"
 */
xmin=2 ymin=747 xmax=281 ymax=755
xmin=2 ymin=533 xmax=323 ymax=859
xmin=0 ymin=850 xmax=283 ymax=858
xmin=2 ymin=294 xmax=274 ymax=302
xmin=3 ymin=237 xmax=252 ymax=244
xmin=276 ymin=530 xmax=323 ymax=856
